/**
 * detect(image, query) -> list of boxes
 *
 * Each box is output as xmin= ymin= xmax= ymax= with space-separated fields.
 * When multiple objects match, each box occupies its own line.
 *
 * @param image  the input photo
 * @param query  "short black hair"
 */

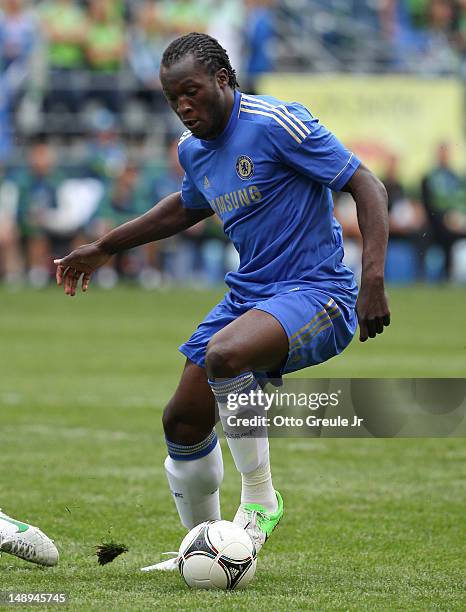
xmin=161 ymin=32 xmax=239 ymax=89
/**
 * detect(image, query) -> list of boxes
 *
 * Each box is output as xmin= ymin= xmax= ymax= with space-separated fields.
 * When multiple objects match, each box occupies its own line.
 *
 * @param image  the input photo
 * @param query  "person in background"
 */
xmin=379 ymin=0 xmax=461 ymax=73
xmin=84 ymin=0 xmax=127 ymax=114
xmin=15 ymin=140 xmax=70 ymax=287
xmin=421 ymin=142 xmax=466 ymax=279
xmin=152 ymin=137 xmax=207 ymax=285
xmin=0 ymin=0 xmax=37 ymax=76
xmin=159 ymin=0 xmax=210 ymax=38
xmin=39 ymin=0 xmax=87 ymax=115
xmin=91 ymin=159 xmax=157 ymax=287
xmin=243 ymin=0 xmax=275 ymax=92
xmin=382 ymin=153 xmax=427 ymax=281
xmin=423 ymin=0 xmax=461 ymax=73
xmin=333 ymin=189 xmax=363 ymax=282
xmin=84 ymin=108 xmax=127 ymax=184
xmin=152 ymin=137 xmax=231 ymax=287
xmin=0 ymin=164 xmax=22 ymax=284
xmin=383 ymin=154 xmax=426 ymax=240
xmin=127 ymin=0 xmax=170 ymax=113
xmin=453 ymin=0 xmax=466 ymax=60
xmin=207 ymin=0 xmax=245 ymax=78
xmin=0 ymin=80 xmax=13 ymax=161
xmin=199 ymin=212 xmax=230 ymax=286
xmin=0 ymin=0 xmax=39 ymax=155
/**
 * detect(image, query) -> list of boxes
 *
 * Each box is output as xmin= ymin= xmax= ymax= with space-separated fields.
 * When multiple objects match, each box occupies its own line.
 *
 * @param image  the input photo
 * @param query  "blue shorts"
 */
xmin=179 ymin=287 xmax=357 ymax=376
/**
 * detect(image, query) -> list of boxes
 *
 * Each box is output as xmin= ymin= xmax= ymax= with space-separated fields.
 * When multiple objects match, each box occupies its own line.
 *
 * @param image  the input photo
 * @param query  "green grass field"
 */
xmin=0 ymin=285 xmax=465 ymax=610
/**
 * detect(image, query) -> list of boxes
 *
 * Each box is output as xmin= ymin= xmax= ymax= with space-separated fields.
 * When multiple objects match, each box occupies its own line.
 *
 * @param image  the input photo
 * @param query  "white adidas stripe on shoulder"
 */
xmin=241 ymin=95 xmax=311 ymax=140
xmin=178 ymin=130 xmax=192 ymax=145
xmin=241 ymin=99 xmax=307 ymax=141
xmin=240 ymin=106 xmax=303 ymax=144
xmin=242 ymin=95 xmax=311 ymax=135
xmin=277 ymin=104 xmax=312 ymax=134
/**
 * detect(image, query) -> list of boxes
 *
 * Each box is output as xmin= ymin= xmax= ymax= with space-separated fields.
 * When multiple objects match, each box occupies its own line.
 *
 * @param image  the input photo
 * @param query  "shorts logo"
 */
xmin=236 ymin=155 xmax=254 ymax=180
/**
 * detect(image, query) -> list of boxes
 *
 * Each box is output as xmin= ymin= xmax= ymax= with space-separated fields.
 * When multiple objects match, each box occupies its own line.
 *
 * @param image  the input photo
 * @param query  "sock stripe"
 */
xmin=209 ymin=372 xmax=258 ymax=403
xmin=166 ymin=431 xmax=218 ymax=461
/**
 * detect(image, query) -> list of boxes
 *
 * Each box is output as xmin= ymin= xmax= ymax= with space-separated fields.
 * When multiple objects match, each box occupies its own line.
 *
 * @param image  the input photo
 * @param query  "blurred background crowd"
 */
xmin=0 ymin=0 xmax=465 ymax=288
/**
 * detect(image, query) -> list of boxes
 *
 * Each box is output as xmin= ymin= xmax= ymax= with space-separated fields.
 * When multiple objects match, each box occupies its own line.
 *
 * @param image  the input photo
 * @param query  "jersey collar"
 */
xmin=200 ymin=89 xmax=242 ymax=150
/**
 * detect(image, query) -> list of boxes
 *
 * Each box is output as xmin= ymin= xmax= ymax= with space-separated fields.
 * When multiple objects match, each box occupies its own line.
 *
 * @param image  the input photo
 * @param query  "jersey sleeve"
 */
xmin=180 ymin=172 xmax=210 ymax=209
xmin=269 ymin=102 xmax=361 ymax=191
xmin=178 ymin=139 xmax=210 ymax=209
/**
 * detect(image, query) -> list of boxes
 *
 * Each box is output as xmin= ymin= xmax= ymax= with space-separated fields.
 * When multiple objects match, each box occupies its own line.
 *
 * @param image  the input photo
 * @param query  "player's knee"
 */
xmin=205 ymin=339 xmax=243 ymax=378
xmin=162 ymin=398 xmax=210 ymax=445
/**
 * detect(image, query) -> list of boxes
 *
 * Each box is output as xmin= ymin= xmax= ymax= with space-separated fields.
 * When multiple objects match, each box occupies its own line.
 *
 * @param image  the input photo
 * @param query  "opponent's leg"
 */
xmin=206 ymin=309 xmax=288 ymax=551
xmin=162 ymin=360 xmax=223 ymax=530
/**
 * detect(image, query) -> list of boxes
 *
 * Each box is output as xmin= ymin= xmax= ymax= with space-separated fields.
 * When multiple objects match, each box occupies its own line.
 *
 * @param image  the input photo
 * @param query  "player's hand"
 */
xmin=54 ymin=243 xmax=111 ymax=297
xmin=356 ymin=277 xmax=390 ymax=342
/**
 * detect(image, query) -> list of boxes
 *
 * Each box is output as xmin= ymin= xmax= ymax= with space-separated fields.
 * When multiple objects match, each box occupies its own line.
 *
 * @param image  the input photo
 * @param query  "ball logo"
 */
xmin=236 ymin=155 xmax=254 ymax=180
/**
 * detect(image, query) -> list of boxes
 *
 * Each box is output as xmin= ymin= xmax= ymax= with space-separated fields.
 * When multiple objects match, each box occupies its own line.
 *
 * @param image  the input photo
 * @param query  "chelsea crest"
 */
xmin=236 ymin=155 xmax=254 ymax=180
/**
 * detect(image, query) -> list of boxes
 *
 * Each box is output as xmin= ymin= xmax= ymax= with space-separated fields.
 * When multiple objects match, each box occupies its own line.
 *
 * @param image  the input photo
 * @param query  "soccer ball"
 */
xmin=178 ymin=520 xmax=257 ymax=590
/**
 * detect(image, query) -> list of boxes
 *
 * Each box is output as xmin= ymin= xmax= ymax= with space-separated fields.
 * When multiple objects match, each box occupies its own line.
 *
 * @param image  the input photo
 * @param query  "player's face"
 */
xmin=160 ymin=55 xmax=233 ymax=140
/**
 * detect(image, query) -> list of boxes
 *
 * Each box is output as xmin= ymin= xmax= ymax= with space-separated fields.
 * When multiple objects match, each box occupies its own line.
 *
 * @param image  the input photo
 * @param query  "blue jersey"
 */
xmin=178 ymin=90 xmax=360 ymax=302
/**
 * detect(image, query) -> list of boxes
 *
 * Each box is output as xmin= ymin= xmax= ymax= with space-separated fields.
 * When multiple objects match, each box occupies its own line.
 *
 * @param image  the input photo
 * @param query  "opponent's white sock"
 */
xmin=210 ymin=373 xmax=278 ymax=513
xmin=164 ymin=431 xmax=223 ymax=529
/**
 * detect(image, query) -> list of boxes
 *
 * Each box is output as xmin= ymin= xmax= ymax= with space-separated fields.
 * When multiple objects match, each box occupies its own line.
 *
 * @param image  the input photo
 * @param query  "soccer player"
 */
xmin=0 ymin=510 xmax=58 ymax=566
xmin=54 ymin=33 xmax=390 ymax=569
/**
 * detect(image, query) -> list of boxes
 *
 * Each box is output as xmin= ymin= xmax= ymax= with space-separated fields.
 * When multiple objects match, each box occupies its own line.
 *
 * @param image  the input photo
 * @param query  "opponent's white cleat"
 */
xmin=141 ymin=552 xmax=179 ymax=572
xmin=0 ymin=510 xmax=59 ymax=567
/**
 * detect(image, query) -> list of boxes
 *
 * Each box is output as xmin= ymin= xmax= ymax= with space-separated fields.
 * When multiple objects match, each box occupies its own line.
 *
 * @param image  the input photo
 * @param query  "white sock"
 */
xmin=209 ymin=372 xmax=278 ymax=513
xmin=164 ymin=432 xmax=223 ymax=529
xmin=241 ymin=456 xmax=277 ymax=512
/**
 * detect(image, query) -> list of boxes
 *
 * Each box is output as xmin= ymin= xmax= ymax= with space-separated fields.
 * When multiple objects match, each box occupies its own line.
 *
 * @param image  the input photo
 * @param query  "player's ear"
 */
xmin=216 ymin=68 xmax=229 ymax=89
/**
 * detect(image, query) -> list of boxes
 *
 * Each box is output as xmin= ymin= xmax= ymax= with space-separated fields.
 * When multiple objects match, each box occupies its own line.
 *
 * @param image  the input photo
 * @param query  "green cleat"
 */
xmin=233 ymin=490 xmax=284 ymax=553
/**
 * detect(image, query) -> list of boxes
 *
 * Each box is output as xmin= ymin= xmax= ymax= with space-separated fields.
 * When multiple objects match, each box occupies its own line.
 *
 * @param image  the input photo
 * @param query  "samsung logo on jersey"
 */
xmin=210 ymin=186 xmax=262 ymax=217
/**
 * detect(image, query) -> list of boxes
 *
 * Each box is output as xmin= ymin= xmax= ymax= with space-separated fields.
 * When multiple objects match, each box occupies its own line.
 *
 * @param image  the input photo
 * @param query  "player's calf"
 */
xmin=143 ymin=423 xmax=224 ymax=572
xmin=162 ymin=399 xmax=213 ymax=446
xmin=162 ymin=397 xmax=224 ymax=530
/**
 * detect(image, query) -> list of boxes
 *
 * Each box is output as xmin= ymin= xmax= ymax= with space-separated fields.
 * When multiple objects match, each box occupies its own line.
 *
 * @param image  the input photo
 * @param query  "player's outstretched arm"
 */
xmin=342 ymin=164 xmax=390 ymax=342
xmin=54 ymin=191 xmax=213 ymax=296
